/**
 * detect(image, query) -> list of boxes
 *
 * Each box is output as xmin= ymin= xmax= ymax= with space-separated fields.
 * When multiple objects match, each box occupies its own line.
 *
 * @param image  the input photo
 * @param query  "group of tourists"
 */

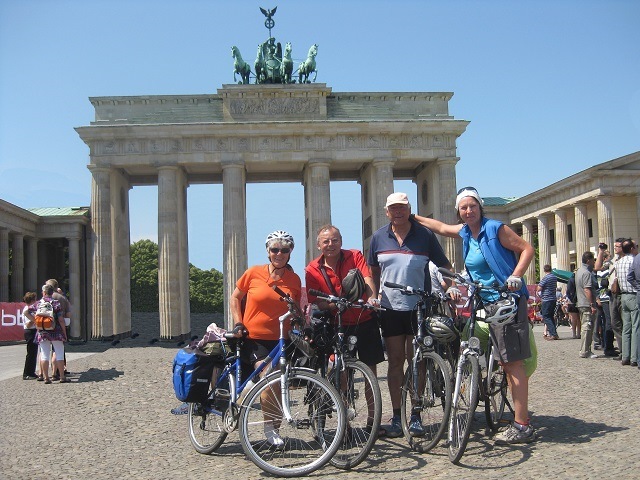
xmin=21 ymin=279 xmax=72 ymax=384
xmin=535 ymin=238 xmax=640 ymax=368
xmin=231 ymin=187 xmax=537 ymax=447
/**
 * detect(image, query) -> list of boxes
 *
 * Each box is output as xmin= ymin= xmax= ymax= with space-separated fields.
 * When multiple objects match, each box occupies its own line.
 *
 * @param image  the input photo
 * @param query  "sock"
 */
xmin=514 ymin=421 xmax=529 ymax=431
xmin=393 ymin=408 xmax=401 ymax=418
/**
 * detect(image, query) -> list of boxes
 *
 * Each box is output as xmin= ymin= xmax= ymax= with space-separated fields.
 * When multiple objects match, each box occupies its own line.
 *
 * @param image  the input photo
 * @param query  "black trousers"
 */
xmin=23 ymin=329 xmax=38 ymax=377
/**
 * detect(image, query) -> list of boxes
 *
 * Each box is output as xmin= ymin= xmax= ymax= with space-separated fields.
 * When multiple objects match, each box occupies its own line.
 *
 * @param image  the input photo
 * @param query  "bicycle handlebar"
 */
xmin=272 ymin=285 xmax=304 ymax=322
xmin=383 ymin=281 xmax=450 ymax=304
xmin=437 ymin=267 xmax=510 ymax=294
xmin=308 ymin=289 xmax=382 ymax=311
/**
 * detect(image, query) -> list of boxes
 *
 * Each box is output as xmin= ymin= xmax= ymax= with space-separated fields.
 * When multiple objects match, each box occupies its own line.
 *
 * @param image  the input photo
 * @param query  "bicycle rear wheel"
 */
xmin=328 ymin=359 xmax=382 ymax=469
xmin=401 ymin=351 xmax=452 ymax=453
xmin=484 ymin=347 xmax=508 ymax=432
xmin=448 ymin=355 xmax=479 ymax=464
xmin=188 ymin=370 xmax=235 ymax=454
xmin=238 ymin=369 xmax=346 ymax=477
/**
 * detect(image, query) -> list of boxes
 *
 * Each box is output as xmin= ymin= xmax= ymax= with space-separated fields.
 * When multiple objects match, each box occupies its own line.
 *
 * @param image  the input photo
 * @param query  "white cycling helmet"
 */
xmin=484 ymin=295 xmax=518 ymax=326
xmin=426 ymin=315 xmax=458 ymax=343
xmin=265 ymin=230 xmax=295 ymax=249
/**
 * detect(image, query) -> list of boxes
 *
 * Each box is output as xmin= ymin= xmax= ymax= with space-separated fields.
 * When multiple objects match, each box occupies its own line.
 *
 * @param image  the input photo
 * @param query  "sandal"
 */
xmin=44 ymin=379 xmax=52 ymax=384
xmin=59 ymin=378 xmax=71 ymax=383
xmin=37 ymin=376 xmax=44 ymax=382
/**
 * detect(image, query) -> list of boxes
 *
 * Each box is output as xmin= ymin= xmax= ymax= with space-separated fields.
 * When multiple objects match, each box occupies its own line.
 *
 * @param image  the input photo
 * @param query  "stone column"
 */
xmin=68 ymin=236 xmax=82 ymax=339
xmin=222 ymin=157 xmax=248 ymax=328
xmin=437 ymin=158 xmax=461 ymax=269
xmin=554 ymin=209 xmax=570 ymax=271
xmin=303 ymin=160 xmax=331 ymax=265
xmin=10 ymin=233 xmax=24 ymax=301
xmin=158 ymin=166 xmax=190 ymax=341
xmin=111 ymin=169 xmax=132 ymax=338
xmin=0 ymin=229 xmax=8 ymax=301
xmin=25 ymin=237 xmax=38 ymax=292
xmin=359 ymin=157 xmax=395 ymax=258
xmin=537 ymin=215 xmax=551 ymax=274
xmin=596 ymin=196 xmax=613 ymax=249
xmin=37 ymin=241 xmax=47 ymax=285
xmin=521 ymin=220 xmax=537 ymax=283
xmin=89 ymin=166 xmax=114 ymax=339
xmin=574 ymin=203 xmax=589 ymax=261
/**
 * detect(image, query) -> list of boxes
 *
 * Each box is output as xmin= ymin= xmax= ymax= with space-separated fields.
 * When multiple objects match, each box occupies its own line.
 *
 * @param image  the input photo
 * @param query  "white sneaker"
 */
xmin=264 ymin=422 xmax=285 ymax=447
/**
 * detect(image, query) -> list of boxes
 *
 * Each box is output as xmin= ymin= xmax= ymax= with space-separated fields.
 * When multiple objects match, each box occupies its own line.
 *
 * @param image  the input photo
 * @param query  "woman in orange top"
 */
xmin=229 ymin=230 xmax=302 ymax=446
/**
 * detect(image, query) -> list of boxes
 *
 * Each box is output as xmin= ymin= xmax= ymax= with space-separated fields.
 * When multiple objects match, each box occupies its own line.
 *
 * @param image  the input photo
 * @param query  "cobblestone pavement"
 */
xmin=2 ymin=314 xmax=639 ymax=480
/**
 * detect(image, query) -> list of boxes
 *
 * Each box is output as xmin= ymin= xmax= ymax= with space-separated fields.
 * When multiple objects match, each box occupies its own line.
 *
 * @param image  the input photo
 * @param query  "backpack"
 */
xmin=172 ymin=347 xmax=219 ymax=403
xmin=34 ymin=300 xmax=56 ymax=331
xmin=566 ymin=274 xmax=578 ymax=304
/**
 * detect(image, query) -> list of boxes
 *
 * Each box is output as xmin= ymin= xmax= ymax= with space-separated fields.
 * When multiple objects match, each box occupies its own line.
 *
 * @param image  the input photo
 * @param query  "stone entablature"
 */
xmin=89 ymin=84 xmax=455 ymax=125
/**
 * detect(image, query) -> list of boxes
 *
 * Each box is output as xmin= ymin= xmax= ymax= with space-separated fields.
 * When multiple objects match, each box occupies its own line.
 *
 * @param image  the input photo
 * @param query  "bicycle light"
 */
xmin=423 ymin=335 xmax=434 ymax=347
xmin=469 ymin=336 xmax=481 ymax=350
xmin=347 ymin=335 xmax=358 ymax=351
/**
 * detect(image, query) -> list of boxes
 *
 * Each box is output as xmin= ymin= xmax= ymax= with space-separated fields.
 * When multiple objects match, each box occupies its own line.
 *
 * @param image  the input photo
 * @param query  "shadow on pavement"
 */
xmin=75 ymin=366 xmax=125 ymax=382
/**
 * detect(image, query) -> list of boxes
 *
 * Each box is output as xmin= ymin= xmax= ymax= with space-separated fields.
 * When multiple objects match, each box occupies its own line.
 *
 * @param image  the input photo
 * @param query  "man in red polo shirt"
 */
xmin=305 ymin=224 xmax=385 ymax=374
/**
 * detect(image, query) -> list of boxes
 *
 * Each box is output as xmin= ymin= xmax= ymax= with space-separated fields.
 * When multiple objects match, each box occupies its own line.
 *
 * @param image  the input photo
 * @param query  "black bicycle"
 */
xmin=383 ymin=281 xmax=454 ymax=453
xmin=298 ymin=290 xmax=383 ymax=469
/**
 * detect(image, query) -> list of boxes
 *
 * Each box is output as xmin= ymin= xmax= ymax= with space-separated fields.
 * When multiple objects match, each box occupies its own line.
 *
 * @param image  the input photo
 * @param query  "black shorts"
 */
xmin=343 ymin=319 xmax=385 ymax=366
xmin=379 ymin=309 xmax=418 ymax=338
xmin=240 ymin=338 xmax=279 ymax=366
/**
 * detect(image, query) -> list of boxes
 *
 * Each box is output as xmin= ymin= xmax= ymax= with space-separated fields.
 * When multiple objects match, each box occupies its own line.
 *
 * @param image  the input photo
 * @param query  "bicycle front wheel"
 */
xmin=188 ymin=370 xmax=235 ymax=454
xmin=328 ymin=359 xmax=382 ymax=469
xmin=484 ymin=348 xmax=508 ymax=432
xmin=448 ymin=355 xmax=479 ymax=464
xmin=401 ymin=351 xmax=452 ymax=453
xmin=239 ymin=369 xmax=346 ymax=477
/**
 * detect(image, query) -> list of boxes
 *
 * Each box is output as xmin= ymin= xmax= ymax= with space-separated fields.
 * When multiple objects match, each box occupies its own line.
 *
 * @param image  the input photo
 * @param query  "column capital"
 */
xmin=436 ymin=156 xmax=460 ymax=166
xmin=221 ymin=153 xmax=244 ymax=168
xmin=307 ymin=158 xmax=332 ymax=168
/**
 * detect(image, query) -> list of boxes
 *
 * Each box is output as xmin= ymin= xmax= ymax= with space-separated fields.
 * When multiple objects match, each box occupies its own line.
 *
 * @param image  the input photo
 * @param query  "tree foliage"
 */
xmin=130 ymin=240 xmax=159 ymax=311
xmin=130 ymin=239 xmax=224 ymax=313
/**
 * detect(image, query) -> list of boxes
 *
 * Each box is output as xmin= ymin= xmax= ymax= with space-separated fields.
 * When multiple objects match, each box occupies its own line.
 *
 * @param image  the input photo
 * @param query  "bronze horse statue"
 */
xmin=280 ymin=42 xmax=293 ymax=84
xmin=231 ymin=46 xmax=250 ymax=84
xmin=298 ymin=44 xmax=318 ymax=84
xmin=254 ymin=44 xmax=264 ymax=84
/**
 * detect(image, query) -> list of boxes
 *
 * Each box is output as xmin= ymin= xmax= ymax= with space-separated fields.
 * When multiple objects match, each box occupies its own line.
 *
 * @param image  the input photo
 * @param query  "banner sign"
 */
xmin=0 ymin=303 xmax=27 ymax=342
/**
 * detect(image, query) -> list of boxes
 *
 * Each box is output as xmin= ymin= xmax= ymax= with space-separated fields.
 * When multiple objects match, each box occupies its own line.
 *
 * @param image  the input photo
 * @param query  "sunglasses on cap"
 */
xmin=270 ymin=247 xmax=291 ymax=254
xmin=457 ymin=186 xmax=478 ymax=194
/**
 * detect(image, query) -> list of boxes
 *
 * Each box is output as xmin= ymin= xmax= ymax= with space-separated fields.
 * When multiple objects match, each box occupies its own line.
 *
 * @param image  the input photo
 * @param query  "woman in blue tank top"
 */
xmin=413 ymin=187 xmax=536 ymax=446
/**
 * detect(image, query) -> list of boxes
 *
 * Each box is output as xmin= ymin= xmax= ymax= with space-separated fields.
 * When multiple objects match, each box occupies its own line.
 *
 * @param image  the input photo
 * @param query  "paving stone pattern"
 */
xmin=1 ymin=314 xmax=639 ymax=480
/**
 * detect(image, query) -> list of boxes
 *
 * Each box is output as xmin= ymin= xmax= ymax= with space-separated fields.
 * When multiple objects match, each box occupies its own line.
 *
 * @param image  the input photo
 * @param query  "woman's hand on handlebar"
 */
xmin=446 ymin=286 xmax=462 ymax=301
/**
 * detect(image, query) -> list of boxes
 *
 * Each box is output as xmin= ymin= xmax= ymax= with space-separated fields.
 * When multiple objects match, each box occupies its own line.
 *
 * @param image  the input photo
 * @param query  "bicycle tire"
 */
xmin=238 ymin=369 xmax=346 ymax=477
xmin=401 ymin=351 xmax=452 ymax=453
xmin=328 ymin=359 xmax=382 ymax=469
xmin=188 ymin=370 xmax=235 ymax=454
xmin=448 ymin=355 xmax=479 ymax=464
xmin=484 ymin=348 xmax=507 ymax=432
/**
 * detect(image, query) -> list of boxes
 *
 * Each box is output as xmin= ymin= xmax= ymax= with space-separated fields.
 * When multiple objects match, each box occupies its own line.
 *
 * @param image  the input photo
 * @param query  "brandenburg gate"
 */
xmin=76 ymin=83 xmax=468 ymax=340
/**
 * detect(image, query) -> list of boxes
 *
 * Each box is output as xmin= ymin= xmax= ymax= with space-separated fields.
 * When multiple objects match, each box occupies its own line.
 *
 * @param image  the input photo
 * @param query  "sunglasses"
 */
xmin=270 ymin=247 xmax=291 ymax=254
xmin=457 ymin=186 xmax=478 ymax=194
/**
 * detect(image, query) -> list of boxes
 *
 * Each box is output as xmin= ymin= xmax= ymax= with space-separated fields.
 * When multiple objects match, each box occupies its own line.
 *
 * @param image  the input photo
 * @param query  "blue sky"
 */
xmin=1 ymin=0 xmax=639 ymax=277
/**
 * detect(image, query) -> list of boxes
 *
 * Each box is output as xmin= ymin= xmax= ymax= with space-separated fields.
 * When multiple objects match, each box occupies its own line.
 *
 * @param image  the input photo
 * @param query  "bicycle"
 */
xmin=299 ymin=289 xmax=383 ymax=469
xmin=382 ymin=281 xmax=454 ymax=453
xmin=438 ymin=267 xmax=514 ymax=464
xmin=188 ymin=286 xmax=346 ymax=477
